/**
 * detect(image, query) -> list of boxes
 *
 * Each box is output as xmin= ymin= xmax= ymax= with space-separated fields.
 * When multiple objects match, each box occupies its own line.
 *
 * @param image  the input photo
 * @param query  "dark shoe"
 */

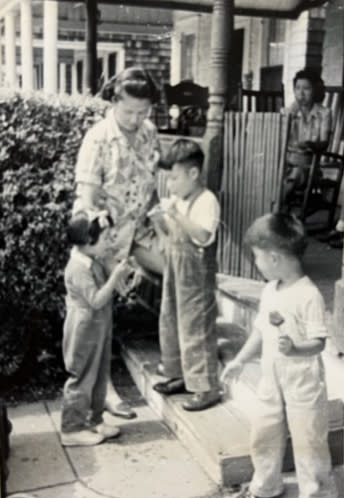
xmin=153 ymin=378 xmax=186 ymax=395
xmin=317 ymin=230 xmax=342 ymax=243
xmin=182 ymin=390 xmax=221 ymax=411
xmin=104 ymin=400 xmax=137 ymax=419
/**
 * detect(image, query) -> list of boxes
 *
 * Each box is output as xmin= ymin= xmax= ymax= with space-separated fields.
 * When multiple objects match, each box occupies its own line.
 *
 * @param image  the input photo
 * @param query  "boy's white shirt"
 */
xmin=163 ymin=190 xmax=220 ymax=246
xmin=255 ymin=276 xmax=328 ymax=370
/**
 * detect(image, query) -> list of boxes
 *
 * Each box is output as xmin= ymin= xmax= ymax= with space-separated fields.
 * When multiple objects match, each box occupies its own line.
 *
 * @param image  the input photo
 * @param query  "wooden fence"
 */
xmin=217 ymin=111 xmax=290 ymax=278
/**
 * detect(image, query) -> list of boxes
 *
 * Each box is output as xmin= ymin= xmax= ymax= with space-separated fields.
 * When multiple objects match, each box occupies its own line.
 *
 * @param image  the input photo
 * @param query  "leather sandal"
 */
xmin=182 ymin=390 xmax=221 ymax=411
xmin=153 ymin=378 xmax=186 ymax=395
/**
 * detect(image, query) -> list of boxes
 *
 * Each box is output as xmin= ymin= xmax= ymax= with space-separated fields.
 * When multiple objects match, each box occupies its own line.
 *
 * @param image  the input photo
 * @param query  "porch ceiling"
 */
xmin=66 ymin=0 xmax=328 ymax=19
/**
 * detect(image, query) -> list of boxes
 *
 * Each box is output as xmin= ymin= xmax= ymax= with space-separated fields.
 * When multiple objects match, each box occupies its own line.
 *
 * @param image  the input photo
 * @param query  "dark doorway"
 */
xmin=228 ymin=28 xmax=244 ymax=109
xmin=261 ymin=65 xmax=283 ymax=91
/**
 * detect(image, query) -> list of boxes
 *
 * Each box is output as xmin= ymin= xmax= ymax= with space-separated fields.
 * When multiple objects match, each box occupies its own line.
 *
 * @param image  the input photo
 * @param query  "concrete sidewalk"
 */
xmin=6 ymin=399 xmax=227 ymax=498
xmin=5 ymin=399 xmax=344 ymax=498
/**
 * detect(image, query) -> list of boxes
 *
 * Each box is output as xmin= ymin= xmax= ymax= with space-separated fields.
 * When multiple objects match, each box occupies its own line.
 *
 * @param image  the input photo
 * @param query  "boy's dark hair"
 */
xmin=100 ymin=66 xmax=160 ymax=104
xmin=293 ymin=68 xmax=325 ymax=103
xmin=67 ymin=211 xmax=114 ymax=246
xmin=161 ymin=138 xmax=204 ymax=171
xmin=244 ymin=212 xmax=308 ymax=257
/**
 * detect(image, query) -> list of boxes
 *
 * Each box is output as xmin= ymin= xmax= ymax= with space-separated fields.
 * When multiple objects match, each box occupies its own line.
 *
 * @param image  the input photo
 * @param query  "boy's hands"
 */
xmin=278 ymin=335 xmax=295 ymax=355
xmin=269 ymin=310 xmax=295 ymax=355
xmin=220 ymin=359 xmax=244 ymax=384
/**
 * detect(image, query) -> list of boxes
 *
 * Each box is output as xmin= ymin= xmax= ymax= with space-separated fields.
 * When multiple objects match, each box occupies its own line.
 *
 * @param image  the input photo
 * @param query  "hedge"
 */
xmin=0 ymin=90 xmax=110 ymax=384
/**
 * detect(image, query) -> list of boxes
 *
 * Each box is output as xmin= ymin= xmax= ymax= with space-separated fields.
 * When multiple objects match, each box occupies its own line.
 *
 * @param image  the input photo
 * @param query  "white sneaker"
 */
xmin=61 ymin=429 xmax=104 ymax=447
xmin=92 ymin=422 xmax=121 ymax=439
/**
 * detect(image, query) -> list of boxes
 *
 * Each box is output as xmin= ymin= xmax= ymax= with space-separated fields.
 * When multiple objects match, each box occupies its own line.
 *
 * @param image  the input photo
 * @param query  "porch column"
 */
xmin=20 ymin=0 xmax=33 ymax=90
xmin=59 ymin=62 xmax=66 ymax=93
xmin=4 ymin=10 xmax=16 ymax=88
xmin=333 ymin=208 xmax=344 ymax=352
xmin=71 ymin=62 xmax=78 ymax=94
xmin=202 ymin=0 xmax=233 ymax=191
xmin=43 ymin=0 xmax=58 ymax=94
xmin=85 ymin=0 xmax=98 ymax=95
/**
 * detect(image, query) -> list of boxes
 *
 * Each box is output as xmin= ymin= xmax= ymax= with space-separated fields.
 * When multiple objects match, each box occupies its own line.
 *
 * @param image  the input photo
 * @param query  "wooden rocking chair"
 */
xmin=161 ymin=80 xmax=209 ymax=136
xmin=293 ymin=86 xmax=344 ymax=228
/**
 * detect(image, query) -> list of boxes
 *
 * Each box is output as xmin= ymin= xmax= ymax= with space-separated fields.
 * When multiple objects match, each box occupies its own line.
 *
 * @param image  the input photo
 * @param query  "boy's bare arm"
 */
xmin=221 ymin=328 xmax=262 ymax=382
xmin=168 ymin=208 xmax=211 ymax=245
xmin=278 ymin=336 xmax=326 ymax=356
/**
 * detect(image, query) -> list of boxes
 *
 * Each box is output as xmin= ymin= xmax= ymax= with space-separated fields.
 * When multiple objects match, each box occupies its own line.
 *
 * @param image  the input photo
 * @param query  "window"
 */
xmin=108 ymin=52 xmax=117 ymax=78
xmin=267 ymin=19 xmax=286 ymax=67
xmin=181 ymin=34 xmax=195 ymax=81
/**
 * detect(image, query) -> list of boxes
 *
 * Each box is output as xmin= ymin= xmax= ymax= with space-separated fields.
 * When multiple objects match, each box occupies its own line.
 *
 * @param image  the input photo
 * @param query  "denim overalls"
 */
xmin=159 ymin=190 xmax=219 ymax=393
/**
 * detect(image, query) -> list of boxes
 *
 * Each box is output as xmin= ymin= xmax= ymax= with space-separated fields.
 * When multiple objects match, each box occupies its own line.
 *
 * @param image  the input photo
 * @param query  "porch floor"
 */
xmin=303 ymin=235 xmax=342 ymax=312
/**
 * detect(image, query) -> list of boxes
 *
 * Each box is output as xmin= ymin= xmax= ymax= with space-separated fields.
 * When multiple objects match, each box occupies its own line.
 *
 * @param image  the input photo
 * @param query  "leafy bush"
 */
xmin=0 ymin=90 xmax=110 ymax=386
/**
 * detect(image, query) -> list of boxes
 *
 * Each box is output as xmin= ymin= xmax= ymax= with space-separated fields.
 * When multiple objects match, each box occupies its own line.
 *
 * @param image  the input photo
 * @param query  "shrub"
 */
xmin=0 ymin=90 xmax=110 ymax=385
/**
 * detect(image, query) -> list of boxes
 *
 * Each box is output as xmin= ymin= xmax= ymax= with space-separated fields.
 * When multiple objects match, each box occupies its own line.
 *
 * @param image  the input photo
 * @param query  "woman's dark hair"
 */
xmin=67 ymin=211 xmax=114 ymax=246
xmin=100 ymin=66 xmax=160 ymax=104
xmin=161 ymin=138 xmax=204 ymax=171
xmin=244 ymin=212 xmax=308 ymax=257
xmin=293 ymin=68 xmax=325 ymax=103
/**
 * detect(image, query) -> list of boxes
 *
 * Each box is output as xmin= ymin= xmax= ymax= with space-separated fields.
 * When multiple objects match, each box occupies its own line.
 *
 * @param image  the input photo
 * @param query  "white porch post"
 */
xmin=59 ymin=62 xmax=66 ymax=93
xmin=71 ymin=62 xmax=78 ymax=94
xmin=5 ymin=10 xmax=16 ymax=88
xmin=20 ymin=0 xmax=33 ymax=90
xmin=43 ymin=0 xmax=58 ymax=93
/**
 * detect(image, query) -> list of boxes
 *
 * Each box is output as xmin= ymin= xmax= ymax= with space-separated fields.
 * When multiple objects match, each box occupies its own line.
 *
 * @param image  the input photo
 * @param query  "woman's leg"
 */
xmin=105 ymin=236 xmax=163 ymax=417
xmin=131 ymin=238 xmax=164 ymax=275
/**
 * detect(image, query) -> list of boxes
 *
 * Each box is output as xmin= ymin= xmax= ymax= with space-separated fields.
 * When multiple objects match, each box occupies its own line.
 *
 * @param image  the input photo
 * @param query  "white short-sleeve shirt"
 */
xmin=175 ymin=189 xmax=220 ymax=246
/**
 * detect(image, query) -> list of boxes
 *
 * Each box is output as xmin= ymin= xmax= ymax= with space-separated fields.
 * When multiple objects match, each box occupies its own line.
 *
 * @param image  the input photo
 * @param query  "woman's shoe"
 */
xmin=104 ymin=400 xmax=137 ymax=419
xmin=92 ymin=422 xmax=121 ymax=439
xmin=329 ymin=232 xmax=344 ymax=249
xmin=316 ymin=230 xmax=338 ymax=243
xmin=182 ymin=390 xmax=221 ymax=411
xmin=153 ymin=378 xmax=186 ymax=395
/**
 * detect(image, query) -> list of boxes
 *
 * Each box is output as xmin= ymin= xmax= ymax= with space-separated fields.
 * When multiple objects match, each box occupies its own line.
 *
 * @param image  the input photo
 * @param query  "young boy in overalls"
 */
xmin=61 ymin=210 xmax=131 ymax=446
xmin=221 ymin=213 xmax=338 ymax=498
xmin=152 ymin=139 xmax=221 ymax=411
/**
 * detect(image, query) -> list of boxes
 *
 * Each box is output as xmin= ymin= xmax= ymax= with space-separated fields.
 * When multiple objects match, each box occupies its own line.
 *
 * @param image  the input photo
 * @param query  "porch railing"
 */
xmin=217 ymin=111 xmax=290 ymax=278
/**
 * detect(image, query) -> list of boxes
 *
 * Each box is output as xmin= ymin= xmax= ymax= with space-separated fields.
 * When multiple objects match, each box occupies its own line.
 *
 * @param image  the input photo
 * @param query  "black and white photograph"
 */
xmin=0 ymin=1 xmax=343 ymax=497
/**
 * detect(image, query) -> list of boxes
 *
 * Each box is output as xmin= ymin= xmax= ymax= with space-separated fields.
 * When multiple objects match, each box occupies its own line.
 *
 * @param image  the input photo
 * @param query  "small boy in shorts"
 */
xmin=221 ymin=212 xmax=338 ymax=498
xmin=61 ymin=210 xmax=131 ymax=446
xmin=152 ymin=139 xmax=221 ymax=411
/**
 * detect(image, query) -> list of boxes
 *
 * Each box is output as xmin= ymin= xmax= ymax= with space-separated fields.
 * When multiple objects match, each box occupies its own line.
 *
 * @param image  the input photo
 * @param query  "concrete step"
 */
xmin=119 ymin=331 xmax=344 ymax=488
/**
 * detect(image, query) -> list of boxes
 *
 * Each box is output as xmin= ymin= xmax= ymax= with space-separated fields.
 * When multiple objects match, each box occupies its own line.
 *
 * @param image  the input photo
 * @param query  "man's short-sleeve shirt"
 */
xmin=74 ymin=108 xmax=160 ymax=260
xmin=285 ymin=102 xmax=332 ymax=167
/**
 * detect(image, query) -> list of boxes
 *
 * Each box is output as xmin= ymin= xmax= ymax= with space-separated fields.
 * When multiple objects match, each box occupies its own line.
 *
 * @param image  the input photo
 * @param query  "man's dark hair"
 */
xmin=100 ymin=66 xmax=160 ymax=104
xmin=293 ymin=68 xmax=325 ymax=103
xmin=244 ymin=212 xmax=308 ymax=257
xmin=161 ymin=138 xmax=204 ymax=172
xmin=67 ymin=211 xmax=114 ymax=246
